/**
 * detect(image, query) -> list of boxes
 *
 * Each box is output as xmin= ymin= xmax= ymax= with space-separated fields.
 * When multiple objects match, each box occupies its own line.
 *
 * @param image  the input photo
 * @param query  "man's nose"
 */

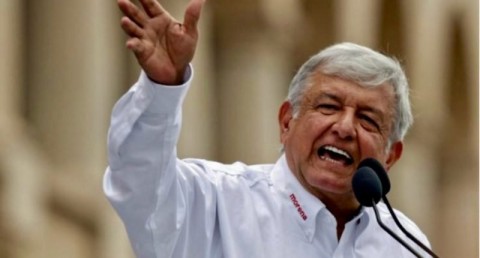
xmin=332 ymin=111 xmax=357 ymax=140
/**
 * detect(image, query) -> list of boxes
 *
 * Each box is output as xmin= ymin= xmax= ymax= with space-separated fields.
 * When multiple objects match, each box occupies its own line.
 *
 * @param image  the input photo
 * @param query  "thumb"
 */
xmin=183 ymin=0 xmax=205 ymax=35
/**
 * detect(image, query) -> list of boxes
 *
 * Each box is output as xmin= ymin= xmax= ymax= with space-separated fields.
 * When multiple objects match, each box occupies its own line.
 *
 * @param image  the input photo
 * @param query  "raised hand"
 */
xmin=117 ymin=0 xmax=205 ymax=84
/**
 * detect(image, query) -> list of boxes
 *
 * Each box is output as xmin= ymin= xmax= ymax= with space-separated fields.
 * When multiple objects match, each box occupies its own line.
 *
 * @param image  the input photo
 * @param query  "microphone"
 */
xmin=358 ymin=158 xmax=439 ymax=258
xmin=352 ymin=166 xmax=423 ymax=258
xmin=351 ymin=166 xmax=383 ymax=206
xmin=358 ymin=158 xmax=391 ymax=194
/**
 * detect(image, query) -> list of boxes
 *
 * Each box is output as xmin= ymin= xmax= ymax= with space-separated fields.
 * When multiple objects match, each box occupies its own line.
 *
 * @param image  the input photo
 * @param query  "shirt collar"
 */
xmin=271 ymin=154 xmax=325 ymax=241
xmin=271 ymin=154 xmax=369 ymax=242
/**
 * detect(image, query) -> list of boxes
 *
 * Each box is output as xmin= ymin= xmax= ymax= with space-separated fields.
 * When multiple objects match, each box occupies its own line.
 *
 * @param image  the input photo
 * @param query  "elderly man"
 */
xmin=104 ymin=0 xmax=431 ymax=257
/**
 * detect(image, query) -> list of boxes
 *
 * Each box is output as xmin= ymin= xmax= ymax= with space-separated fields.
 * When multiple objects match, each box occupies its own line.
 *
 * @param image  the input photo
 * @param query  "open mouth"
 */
xmin=317 ymin=145 xmax=354 ymax=166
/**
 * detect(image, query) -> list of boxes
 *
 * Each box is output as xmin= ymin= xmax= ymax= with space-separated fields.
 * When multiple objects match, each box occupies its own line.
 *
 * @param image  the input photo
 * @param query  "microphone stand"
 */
xmin=382 ymin=197 xmax=440 ymax=258
xmin=359 ymin=158 xmax=440 ymax=257
xmin=371 ymin=199 xmax=423 ymax=258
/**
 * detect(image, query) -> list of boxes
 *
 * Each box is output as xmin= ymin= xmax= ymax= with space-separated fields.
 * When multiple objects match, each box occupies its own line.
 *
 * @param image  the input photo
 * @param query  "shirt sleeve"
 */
xmin=103 ymin=66 xmax=194 ymax=257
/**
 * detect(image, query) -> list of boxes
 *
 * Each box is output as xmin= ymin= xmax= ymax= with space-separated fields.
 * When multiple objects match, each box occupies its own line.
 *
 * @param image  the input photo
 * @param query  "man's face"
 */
xmin=279 ymin=72 xmax=403 ymax=202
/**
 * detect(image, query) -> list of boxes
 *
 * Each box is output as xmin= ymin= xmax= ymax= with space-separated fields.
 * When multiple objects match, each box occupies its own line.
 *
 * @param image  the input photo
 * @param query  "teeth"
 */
xmin=324 ymin=145 xmax=351 ymax=159
xmin=320 ymin=155 xmax=341 ymax=163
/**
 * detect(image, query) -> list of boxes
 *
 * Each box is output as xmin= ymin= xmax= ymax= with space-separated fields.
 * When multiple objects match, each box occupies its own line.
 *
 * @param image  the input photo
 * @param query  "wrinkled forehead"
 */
xmin=303 ymin=72 xmax=397 ymax=111
xmin=306 ymin=68 xmax=395 ymax=90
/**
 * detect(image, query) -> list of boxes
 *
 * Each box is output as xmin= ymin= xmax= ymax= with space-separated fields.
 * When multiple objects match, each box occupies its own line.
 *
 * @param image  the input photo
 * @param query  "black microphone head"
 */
xmin=358 ymin=158 xmax=391 ymax=195
xmin=352 ymin=166 xmax=383 ymax=207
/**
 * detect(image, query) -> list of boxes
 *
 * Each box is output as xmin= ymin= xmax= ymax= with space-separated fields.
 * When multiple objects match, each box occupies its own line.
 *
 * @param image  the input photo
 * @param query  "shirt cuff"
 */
xmin=136 ymin=64 xmax=194 ymax=115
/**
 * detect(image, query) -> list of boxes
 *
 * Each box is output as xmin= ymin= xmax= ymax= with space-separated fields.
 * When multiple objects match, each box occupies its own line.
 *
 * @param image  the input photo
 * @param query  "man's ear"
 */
xmin=385 ymin=141 xmax=403 ymax=171
xmin=278 ymin=101 xmax=293 ymax=144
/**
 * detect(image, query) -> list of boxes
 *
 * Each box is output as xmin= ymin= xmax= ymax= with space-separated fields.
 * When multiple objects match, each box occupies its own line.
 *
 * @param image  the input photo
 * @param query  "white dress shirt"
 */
xmin=103 ymin=67 xmax=431 ymax=258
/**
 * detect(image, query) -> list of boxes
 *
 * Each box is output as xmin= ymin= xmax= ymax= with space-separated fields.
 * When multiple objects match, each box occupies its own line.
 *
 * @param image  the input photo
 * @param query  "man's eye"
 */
xmin=360 ymin=114 xmax=380 ymax=130
xmin=317 ymin=104 xmax=339 ymax=110
xmin=316 ymin=104 xmax=339 ymax=115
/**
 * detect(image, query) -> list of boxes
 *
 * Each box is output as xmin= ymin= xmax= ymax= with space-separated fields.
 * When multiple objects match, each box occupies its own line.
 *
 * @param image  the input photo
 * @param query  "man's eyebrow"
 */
xmin=317 ymin=92 xmax=386 ymax=117
xmin=316 ymin=92 xmax=342 ymax=102
xmin=316 ymin=92 xmax=386 ymax=115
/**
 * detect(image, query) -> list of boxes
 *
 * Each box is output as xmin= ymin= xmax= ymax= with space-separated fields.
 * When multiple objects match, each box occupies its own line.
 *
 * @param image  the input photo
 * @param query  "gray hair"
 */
xmin=287 ymin=42 xmax=413 ymax=146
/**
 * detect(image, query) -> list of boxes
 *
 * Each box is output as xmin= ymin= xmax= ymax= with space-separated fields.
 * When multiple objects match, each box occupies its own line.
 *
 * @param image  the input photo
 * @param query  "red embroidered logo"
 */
xmin=290 ymin=193 xmax=308 ymax=220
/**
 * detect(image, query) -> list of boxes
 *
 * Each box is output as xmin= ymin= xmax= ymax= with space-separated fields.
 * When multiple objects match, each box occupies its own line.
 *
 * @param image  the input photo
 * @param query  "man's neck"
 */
xmin=317 ymin=194 xmax=361 ymax=240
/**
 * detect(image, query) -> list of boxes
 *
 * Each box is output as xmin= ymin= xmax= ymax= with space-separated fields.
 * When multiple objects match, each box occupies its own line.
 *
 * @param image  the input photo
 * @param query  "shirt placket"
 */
xmin=332 ymin=217 xmax=363 ymax=258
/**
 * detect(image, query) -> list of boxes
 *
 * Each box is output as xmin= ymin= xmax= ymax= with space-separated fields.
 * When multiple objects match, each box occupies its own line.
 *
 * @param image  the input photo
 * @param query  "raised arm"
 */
xmin=104 ymin=2 xmax=209 ymax=257
xmin=118 ymin=0 xmax=205 ymax=84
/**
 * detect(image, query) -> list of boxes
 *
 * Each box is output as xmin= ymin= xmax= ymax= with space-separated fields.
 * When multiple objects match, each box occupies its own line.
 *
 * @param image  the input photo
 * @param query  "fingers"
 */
xmin=183 ymin=0 xmax=205 ymax=35
xmin=138 ymin=0 xmax=166 ymax=17
xmin=120 ymin=17 xmax=144 ymax=38
xmin=126 ymin=37 xmax=145 ymax=55
xmin=118 ymin=0 xmax=148 ymax=27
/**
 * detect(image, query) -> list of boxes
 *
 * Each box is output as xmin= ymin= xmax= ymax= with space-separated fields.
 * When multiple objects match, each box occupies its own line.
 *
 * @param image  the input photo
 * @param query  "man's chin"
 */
xmin=306 ymin=175 xmax=353 ymax=197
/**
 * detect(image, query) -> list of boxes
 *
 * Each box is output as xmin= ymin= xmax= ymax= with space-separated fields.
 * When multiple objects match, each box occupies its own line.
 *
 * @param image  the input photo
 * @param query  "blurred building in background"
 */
xmin=0 ymin=0 xmax=477 ymax=257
